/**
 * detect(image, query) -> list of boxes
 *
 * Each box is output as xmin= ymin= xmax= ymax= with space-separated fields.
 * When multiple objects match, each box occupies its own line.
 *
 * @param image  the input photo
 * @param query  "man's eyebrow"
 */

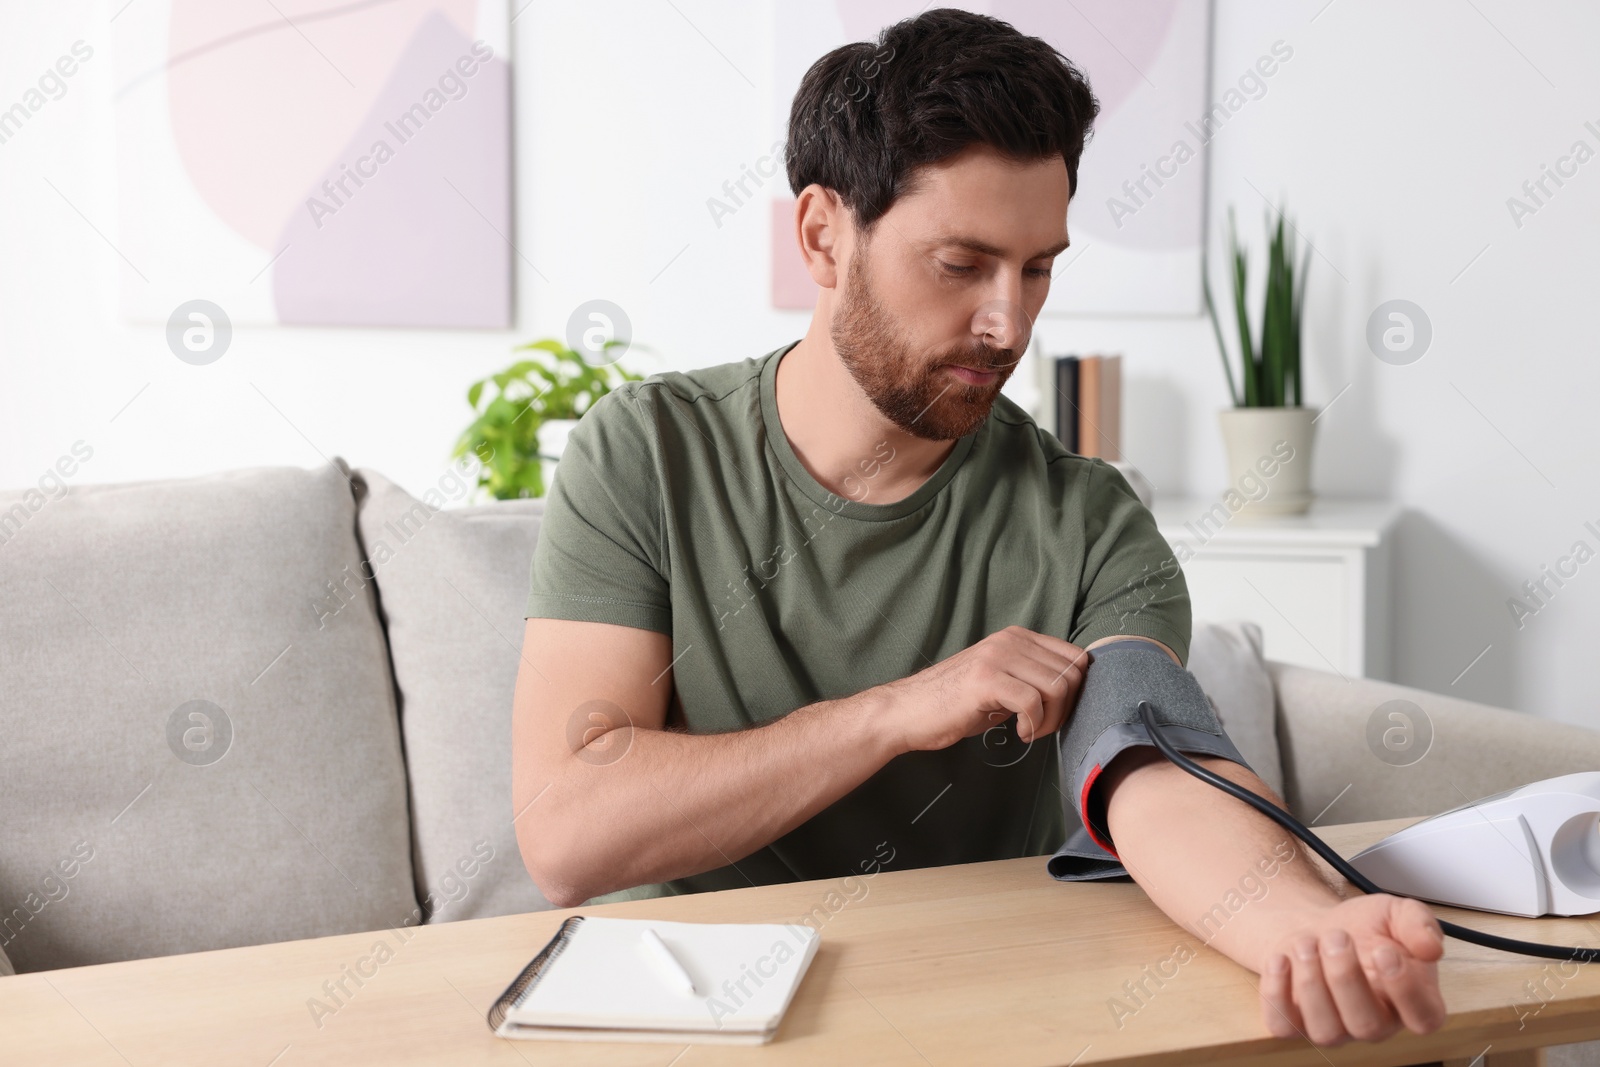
xmin=933 ymin=234 xmax=1071 ymax=259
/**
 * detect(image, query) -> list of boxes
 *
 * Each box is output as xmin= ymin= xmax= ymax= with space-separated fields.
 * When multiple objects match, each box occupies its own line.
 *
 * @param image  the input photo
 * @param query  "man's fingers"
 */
xmin=1287 ymin=937 xmax=1349 ymax=1046
xmin=1318 ymin=930 xmax=1397 ymax=1042
xmin=1371 ymin=949 xmax=1447 ymax=1035
xmin=986 ymin=673 xmax=1047 ymax=741
xmin=992 ymin=629 xmax=1091 ymax=735
xmin=1258 ymin=953 xmax=1304 ymax=1039
xmin=1389 ymin=896 xmax=1447 ymax=962
xmin=1010 ymin=629 xmax=1090 ymax=676
xmin=1368 ymin=899 xmax=1447 ymax=1034
xmin=1018 ymin=654 xmax=1082 ymax=739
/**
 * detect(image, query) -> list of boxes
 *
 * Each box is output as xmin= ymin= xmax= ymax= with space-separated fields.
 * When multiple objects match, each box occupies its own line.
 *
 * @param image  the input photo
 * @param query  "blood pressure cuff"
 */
xmin=1047 ymin=638 xmax=1253 ymax=882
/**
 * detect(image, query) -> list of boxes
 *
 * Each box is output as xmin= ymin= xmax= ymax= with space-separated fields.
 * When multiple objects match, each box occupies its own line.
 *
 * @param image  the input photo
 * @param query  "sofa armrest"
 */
xmin=1266 ymin=660 xmax=1600 ymax=824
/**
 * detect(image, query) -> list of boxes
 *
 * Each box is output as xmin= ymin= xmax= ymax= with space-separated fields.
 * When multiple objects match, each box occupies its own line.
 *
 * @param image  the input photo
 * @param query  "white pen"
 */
xmin=639 ymin=927 xmax=699 ymax=997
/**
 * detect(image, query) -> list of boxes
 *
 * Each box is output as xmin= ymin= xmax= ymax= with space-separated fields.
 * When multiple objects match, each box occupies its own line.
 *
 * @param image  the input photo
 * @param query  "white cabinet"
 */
xmin=1148 ymin=498 xmax=1400 ymax=681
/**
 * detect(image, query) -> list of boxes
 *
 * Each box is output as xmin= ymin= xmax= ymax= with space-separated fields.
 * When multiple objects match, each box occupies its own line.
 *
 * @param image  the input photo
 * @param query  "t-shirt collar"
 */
xmin=758 ymin=339 xmax=981 ymax=522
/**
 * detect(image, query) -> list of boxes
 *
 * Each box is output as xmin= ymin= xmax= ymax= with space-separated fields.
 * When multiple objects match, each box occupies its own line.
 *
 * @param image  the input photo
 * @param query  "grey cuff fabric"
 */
xmin=1047 ymin=639 xmax=1254 ymax=883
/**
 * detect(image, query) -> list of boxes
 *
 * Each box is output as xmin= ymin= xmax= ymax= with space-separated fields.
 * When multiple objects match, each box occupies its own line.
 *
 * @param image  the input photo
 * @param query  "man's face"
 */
xmin=830 ymin=143 xmax=1070 ymax=441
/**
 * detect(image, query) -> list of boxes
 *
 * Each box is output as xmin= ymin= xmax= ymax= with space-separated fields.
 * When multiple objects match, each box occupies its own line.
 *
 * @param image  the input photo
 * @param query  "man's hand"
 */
xmin=876 ymin=625 xmax=1089 ymax=753
xmin=1257 ymin=894 xmax=1447 ymax=1046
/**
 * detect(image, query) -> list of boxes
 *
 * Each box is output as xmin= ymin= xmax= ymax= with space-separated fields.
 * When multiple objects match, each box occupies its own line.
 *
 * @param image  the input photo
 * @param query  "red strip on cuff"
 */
xmin=1079 ymin=762 xmax=1119 ymax=858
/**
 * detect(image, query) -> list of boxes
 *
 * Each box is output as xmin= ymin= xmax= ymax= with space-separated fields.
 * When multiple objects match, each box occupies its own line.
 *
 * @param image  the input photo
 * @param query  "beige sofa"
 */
xmin=3 ymin=457 xmax=1598 ymax=1059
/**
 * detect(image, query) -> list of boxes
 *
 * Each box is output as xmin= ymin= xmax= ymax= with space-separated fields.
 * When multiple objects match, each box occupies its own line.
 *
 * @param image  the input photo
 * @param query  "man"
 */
xmin=512 ymin=7 xmax=1446 ymax=1050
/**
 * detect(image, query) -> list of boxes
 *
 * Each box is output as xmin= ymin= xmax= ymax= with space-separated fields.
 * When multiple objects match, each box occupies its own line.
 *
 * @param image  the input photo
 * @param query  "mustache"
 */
xmin=940 ymin=347 xmax=1019 ymax=372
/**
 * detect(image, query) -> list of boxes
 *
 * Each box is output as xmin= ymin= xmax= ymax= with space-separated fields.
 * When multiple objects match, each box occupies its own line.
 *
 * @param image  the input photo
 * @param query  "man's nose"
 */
xmin=973 ymin=299 xmax=1029 ymax=363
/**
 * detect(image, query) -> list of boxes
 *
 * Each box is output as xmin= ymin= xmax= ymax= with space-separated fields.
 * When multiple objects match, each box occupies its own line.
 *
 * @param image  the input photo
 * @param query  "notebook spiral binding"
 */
xmin=486 ymin=914 xmax=587 ymax=1033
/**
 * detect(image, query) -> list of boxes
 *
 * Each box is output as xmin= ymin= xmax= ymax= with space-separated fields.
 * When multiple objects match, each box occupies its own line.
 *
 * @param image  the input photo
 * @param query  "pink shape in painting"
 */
xmin=273 ymin=12 xmax=510 ymax=327
xmin=163 ymin=1 xmax=510 ymax=327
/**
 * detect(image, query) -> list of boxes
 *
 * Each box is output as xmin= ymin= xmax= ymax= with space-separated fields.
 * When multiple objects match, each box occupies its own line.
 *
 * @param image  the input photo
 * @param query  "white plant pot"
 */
xmin=1216 ymin=407 xmax=1317 ymax=518
xmin=537 ymin=418 xmax=579 ymax=492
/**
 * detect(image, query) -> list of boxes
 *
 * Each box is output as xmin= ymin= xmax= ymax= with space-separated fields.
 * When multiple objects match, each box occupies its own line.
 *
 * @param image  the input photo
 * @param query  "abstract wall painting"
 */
xmin=115 ymin=0 xmax=512 ymax=328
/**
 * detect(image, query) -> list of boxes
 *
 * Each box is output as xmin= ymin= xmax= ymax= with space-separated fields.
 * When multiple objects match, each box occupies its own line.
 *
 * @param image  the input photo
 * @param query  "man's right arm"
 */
xmin=511 ymin=618 xmax=1088 ymax=908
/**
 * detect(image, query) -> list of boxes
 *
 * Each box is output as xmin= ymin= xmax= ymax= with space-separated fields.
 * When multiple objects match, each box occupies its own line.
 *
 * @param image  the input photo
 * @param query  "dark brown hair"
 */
xmin=785 ymin=7 xmax=1100 ymax=235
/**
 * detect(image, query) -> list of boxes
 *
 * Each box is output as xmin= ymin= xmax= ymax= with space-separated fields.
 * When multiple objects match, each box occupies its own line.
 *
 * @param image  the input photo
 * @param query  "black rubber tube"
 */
xmin=1137 ymin=700 xmax=1600 ymax=963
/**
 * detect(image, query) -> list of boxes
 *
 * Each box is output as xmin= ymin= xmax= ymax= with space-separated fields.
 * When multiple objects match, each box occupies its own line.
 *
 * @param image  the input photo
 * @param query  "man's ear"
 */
xmin=794 ymin=184 xmax=844 ymax=289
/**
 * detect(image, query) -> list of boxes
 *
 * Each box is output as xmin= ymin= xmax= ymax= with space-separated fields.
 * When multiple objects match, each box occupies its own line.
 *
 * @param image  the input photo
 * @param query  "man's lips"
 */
xmin=946 ymin=364 xmax=1000 ymax=385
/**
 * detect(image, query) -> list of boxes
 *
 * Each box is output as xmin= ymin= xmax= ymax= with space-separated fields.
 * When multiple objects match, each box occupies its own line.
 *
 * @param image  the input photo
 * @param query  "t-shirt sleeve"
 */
xmin=1068 ymin=457 xmax=1192 ymax=667
xmin=525 ymin=386 xmax=672 ymax=634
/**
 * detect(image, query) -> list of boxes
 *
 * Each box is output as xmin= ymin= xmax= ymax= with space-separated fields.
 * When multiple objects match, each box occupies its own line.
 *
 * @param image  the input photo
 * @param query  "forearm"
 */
xmin=1103 ymin=750 xmax=1347 ymax=974
xmin=520 ymin=688 xmax=900 ymax=905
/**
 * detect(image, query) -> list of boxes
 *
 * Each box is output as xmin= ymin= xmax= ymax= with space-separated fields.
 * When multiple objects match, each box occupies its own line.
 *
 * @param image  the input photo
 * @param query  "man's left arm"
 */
xmin=1084 ymin=633 xmax=1448 ymax=1048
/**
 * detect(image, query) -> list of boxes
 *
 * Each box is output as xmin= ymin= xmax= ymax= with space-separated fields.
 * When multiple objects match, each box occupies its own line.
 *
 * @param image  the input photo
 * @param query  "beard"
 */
xmin=830 ymin=247 xmax=1021 ymax=442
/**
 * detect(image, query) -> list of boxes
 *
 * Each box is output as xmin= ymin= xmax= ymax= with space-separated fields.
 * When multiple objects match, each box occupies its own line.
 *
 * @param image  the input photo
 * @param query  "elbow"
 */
xmin=522 ymin=847 xmax=591 ymax=910
xmin=516 ymin=809 xmax=597 ymax=909
xmin=537 ymin=878 xmax=590 ymax=911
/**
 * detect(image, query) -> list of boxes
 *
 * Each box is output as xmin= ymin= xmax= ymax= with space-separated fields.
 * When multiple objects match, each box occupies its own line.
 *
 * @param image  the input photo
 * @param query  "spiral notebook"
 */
xmin=486 ymin=915 xmax=821 ymax=1044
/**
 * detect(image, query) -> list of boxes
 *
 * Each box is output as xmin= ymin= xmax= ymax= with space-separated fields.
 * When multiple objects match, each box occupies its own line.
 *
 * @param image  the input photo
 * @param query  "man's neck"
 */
xmin=774 ymin=326 xmax=961 ymax=507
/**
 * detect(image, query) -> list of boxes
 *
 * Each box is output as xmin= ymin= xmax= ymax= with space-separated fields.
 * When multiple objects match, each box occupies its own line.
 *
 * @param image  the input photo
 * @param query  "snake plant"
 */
xmin=1204 ymin=205 xmax=1311 ymax=408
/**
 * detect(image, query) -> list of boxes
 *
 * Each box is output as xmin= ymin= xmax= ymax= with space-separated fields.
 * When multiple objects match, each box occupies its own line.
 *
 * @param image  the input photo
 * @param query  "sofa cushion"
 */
xmin=1187 ymin=619 xmax=1284 ymax=797
xmin=1269 ymin=661 xmax=1600 ymax=824
xmin=352 ymin=468 xmax=552 ymax=921
xmin=0 ymin=459 xmax=418 ymax=971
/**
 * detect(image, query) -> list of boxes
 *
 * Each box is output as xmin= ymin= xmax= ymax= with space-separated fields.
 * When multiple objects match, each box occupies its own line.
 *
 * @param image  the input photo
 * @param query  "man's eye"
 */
xmin=939 ymin=262 xmax=1052 ymax=279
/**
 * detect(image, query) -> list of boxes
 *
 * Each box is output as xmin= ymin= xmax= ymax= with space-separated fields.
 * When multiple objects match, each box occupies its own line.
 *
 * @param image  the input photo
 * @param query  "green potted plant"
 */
xmin=453 ymin=339 xmax=643 ymax=500
xmin=1203 ymin=204 xmax=1316 ymax=516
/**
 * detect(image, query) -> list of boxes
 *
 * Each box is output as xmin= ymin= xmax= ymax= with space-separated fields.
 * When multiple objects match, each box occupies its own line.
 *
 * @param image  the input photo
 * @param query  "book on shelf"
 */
xmin=1052 ymin=353 xmax=1121 ymax=460
xmin=1053 ymin=354 xmax=1078 ymax=449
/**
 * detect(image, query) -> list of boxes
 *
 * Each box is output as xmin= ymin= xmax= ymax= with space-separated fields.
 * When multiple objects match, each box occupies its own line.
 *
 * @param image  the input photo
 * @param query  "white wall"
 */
xmin=3 ymin=1 xmax=1598 ymax=726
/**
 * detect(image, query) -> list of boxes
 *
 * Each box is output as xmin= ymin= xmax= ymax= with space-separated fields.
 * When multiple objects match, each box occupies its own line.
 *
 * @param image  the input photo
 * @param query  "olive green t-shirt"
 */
xmin=525 ymin=339 xmax=1191 ymax=903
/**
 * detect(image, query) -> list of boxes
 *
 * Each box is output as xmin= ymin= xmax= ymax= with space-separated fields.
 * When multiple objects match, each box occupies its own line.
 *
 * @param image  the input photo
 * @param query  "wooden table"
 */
xmin=8 ymin=819 xmax=1600 ymax=1066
